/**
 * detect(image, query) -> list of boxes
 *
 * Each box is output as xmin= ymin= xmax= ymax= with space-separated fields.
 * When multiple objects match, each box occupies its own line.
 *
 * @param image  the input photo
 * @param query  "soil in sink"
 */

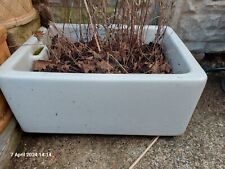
xmin=32 ymin=35 xmax=172 ymax=74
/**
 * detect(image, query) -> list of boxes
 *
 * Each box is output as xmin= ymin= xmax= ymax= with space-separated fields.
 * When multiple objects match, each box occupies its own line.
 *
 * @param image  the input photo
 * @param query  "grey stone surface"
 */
xmin=0 ymin=118 xmax=21 ymax=169
xmin=185 ymin=42 xmax=225 ymax=53
xmin=171 ymin=0 xmax=225 ymax=53
xmin=8 ymin=73 xmax=225 ymax=169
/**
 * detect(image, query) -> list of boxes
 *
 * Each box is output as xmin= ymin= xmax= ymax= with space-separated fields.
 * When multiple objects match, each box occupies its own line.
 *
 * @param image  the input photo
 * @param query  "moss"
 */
xmin=33 ymin=47 xmax=44 ymax=55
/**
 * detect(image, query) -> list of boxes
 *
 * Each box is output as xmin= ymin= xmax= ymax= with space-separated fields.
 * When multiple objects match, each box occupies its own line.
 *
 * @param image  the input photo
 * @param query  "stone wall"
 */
xmin=171 ymin=0 xmax=225 ymax=53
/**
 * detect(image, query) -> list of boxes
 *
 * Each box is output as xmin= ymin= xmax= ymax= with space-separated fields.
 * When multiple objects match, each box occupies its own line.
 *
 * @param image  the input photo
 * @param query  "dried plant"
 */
xmin=33 ymin=0 xmax=173 ymax=74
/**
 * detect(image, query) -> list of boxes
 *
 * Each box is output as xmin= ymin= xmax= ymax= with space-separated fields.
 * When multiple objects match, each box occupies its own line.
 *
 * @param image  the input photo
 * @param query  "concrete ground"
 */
xmin=7 ymin=73 xmax=225 ymax=169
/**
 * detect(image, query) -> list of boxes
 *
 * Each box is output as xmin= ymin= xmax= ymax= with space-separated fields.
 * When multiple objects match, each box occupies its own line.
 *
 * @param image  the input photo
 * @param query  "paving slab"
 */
xmin=8 ymin=74 xmax=225 ymax=169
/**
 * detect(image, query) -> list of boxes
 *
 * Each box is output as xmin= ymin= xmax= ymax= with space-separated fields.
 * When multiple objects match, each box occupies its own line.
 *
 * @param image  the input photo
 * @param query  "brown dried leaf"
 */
xmin=76 ymin=61 xmax=95 ymax=73
xmin=82 ymin=63 xmax=95 ymax=73
xmin=151 ymin=60 xmax=161 ymax=73
xmin=161 ymin=63 xmax=172 ymax=73
xmin=33 ymin=60 xmax=55 ymax=71
xmin=33 ymin=31 xmax=45 ymax=41
xmin=97 ymin=60 xmax=113 ymax=71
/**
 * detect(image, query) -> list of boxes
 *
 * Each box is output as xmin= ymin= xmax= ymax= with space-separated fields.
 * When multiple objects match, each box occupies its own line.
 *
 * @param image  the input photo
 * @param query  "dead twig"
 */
xmin=108 ymin=53 xmax=128 ymax=73
xmin=83 ymin=0 xmax=101 ymax=52
xmin=129 ymin=136 xmax=159 ymax=169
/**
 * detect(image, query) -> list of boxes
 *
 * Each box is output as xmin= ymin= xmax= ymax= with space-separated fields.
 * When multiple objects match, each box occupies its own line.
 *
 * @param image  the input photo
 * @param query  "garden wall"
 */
xmin=171 ymin=0 xmax=225 ymax=53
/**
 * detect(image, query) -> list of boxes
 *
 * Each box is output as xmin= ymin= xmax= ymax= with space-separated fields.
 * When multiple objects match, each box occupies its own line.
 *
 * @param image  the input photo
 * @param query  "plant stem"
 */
xmin=83 ymin=0 xmax=101 ymax=52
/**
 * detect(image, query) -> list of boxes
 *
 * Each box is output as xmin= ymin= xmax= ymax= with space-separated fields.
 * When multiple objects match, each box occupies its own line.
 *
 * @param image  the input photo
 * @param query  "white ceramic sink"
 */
xmin=0 ymin=24 xmax=207 ymax=135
